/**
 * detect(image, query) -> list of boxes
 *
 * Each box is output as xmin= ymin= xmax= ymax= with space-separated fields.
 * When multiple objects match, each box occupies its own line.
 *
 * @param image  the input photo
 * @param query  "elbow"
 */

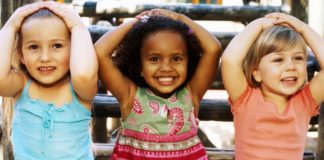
xmin=221 ymin=52 xmax=236 ymax=65
xmin=211 ymin=39 xmax=222 ymax=55
xmin=73 ymin=74 xmax=98 ymax=99
xmin=73 ymin=72 xmax=98 ymax=86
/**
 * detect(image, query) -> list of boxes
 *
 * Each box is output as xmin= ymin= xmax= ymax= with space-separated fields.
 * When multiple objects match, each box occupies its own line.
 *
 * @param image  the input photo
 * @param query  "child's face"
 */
xmin=20 ymin=16 xmax=71 ymax=86
xmin=253 ymin=45 xmax=307 ymax=98
xmin=140 ymin=30 xmax=188 ymax=98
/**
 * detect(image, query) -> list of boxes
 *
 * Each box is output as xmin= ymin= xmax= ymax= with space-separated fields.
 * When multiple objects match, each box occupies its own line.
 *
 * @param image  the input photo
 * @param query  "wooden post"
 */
xmin=318 ymin=104 xmax=324 ymax=160
xmin=0 ymin=0 xmax=37 ymax=27
xmin=282 ymin=0 xmax=308 ymax=23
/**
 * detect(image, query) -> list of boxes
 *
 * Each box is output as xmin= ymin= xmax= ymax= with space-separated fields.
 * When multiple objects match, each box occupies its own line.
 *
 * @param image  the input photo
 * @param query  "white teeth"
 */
xmin=158 ymin=77 xmax=173 ymax=82
xmin=38 ymin=66 xmax=55 ymax=71
xmin=282 ymin=77 xmax=296 ymax=81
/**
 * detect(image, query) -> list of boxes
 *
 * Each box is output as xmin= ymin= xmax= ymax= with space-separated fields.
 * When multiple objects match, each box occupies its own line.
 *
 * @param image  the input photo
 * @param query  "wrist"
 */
xmin=2 ymin=24 xmax=18 ymax=34
xmin=70 ymin=24 xmax=87 ymax=32
xmin=177 ymin=13 xmax=186 ymax=21
xmin=177 ymin=13 xmax=190 ymax=24
xmin=297 ymin=23 xmax=308 ymax=35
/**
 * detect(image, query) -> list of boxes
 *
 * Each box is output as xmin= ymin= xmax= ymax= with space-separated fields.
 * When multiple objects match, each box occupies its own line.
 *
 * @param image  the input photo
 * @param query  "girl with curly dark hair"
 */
xmin=95 ymin=9 xmax=221 ymax=159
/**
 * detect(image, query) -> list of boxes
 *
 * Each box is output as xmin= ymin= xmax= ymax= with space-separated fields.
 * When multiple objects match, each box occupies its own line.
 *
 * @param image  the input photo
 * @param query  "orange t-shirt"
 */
xmin=230 ymin=84 xmax=318 ymax=160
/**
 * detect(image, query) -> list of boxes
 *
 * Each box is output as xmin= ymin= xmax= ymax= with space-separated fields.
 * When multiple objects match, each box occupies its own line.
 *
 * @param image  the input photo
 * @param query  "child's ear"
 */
xmin=252 ymin=70 xmax=262 ymax=83
xmin=140 ymin=66 xmax=143 ymax=77
xmin=19 ymin=53 xmax=25 ymax=65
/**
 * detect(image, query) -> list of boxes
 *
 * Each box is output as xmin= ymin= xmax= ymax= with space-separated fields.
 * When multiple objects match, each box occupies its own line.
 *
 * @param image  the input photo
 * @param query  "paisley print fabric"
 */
xmin=111 ymin=87 xmax=207 ymax=160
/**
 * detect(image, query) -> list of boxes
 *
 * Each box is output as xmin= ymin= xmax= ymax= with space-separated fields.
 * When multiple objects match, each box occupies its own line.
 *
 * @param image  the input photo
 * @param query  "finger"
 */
xmin=19 ymin=2 xmax=45 ymax=16
xmin=152 ymin=9 xmax=161 ymax=16
xmin=12 ymin=3 xmax=44 ymax=22
xmin=265 ymin=12 xmax=285 ymax=18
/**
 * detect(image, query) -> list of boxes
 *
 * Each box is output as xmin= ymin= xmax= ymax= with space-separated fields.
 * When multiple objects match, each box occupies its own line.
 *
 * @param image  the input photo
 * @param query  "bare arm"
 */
xmin=0 ymin=2 xmax=45 ymax=97
xmin=46 ymin=2 xmax=98 ymax=101
xmin=94 ymin=19 xmax=138 ymax=105
xmin=221 ymin=18 xmax=274 ymax=102
xmin=179 ymin=14 xmax=221 ymax=106
xmin=267 ymin=12 xmax=324 ymax=105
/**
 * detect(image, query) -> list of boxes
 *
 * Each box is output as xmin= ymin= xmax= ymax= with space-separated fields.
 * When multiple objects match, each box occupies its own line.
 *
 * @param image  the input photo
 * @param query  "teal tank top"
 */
xmin=12 ymin=80 xmax=93 ymax=160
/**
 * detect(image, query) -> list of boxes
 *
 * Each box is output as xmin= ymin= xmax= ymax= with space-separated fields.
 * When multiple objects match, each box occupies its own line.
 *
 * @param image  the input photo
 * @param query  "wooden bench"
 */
xmin=72 ymin=0 xmax=285 ymax=24
xmin=91 ymin=142 xmax=317 ymax=160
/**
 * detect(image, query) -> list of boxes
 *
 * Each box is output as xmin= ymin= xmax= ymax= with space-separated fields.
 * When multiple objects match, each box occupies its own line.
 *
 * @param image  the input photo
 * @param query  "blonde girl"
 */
xmin=221 ymin=13 xmax=324 ymax=160
xmin=0 ymin=1 xmax=97 ymax=159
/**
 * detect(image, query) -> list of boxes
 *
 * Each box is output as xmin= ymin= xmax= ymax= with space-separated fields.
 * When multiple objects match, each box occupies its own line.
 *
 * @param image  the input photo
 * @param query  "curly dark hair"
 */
xmin=114 ymin=16 xmax=202 ymax=88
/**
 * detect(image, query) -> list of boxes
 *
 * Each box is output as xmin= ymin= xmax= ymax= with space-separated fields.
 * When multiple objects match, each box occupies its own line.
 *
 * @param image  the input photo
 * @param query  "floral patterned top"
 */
xmin=123 ymin=87 xmax=199 ymax=135
xmin=111 ymin=87 xmax=207 ymax=160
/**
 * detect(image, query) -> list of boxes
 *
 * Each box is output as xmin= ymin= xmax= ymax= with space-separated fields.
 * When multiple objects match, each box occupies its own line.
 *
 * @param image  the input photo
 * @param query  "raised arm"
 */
xmin=178 ymin=12 xmax=221 ymax=105
xmin=0 ymin=2 xmax=45 ymax=97
xmin=94 ymin=19 xmax=138 ymax=104
xmin=221 ymin=18 xmax=274 ymax=102
xmin=46 ymin=2 xmax=98 ymax=101
xmin=140 ymin=9 xmax=221 ymax=109
xmin=267 ymin=12 xmax=324 ymax=105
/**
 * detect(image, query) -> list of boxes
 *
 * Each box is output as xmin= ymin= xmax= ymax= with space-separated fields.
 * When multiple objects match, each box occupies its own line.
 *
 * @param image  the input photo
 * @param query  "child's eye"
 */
xmin=272 ymin=58 xmax=283 ymax=63
xmin=53 ymin=43 xmax=63 ymax=49
xmin=294 ymin=56 xmax=305 ymax=61
xmin=172 ymin=56 xmax=183 ymax=62
xmin=149 ymin=57 xmax=160 ymax=62
xmin=28 ymin=45 xmax=39 ymax=50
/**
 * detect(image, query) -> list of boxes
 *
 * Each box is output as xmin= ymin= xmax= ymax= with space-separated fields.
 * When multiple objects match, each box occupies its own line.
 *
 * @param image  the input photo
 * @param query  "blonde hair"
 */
xmin=243 ymin=25 xmax=307 ymax=87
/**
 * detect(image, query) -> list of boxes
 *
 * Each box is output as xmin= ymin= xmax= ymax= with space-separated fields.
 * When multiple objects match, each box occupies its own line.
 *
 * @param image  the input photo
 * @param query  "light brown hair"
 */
xmin=243 ymin=25 xmax=307 ymax=87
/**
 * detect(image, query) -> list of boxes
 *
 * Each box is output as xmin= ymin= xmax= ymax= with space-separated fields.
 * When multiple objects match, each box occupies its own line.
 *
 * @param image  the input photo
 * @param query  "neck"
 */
xmin=33 ymin=73 xmax=70 ymax=90
xmin=261 ymin=89 xmax=289 ymax=113
xmin=29 ymin=74 xmax=72 ymax=107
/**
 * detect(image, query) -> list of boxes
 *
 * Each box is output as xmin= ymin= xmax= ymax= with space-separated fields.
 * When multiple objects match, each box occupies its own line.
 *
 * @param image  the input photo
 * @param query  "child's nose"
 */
xmin=160 ymin=61 xmax=172 ymax=71
xmin=285 ymin=59 xmax=297 ymax=70
xmin=40 ymin=49 xmax=51 ymax=62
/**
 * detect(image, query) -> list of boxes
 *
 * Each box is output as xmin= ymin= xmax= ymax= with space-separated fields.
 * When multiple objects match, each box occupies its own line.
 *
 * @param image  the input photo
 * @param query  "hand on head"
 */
xmin=5 ymin=1 xmax=83 ymax=33
xmin=4 ymin=2 xmax=46 ymax=32
xmin=42 ymin=1 xmax=84 ymax=31
xmin=265 ymin=12 xmax=306 ymax=33
xmin=247 ymin=17 xmax=276 ymax=32
xmin=136 ymin=9 xmax=182 ymax=21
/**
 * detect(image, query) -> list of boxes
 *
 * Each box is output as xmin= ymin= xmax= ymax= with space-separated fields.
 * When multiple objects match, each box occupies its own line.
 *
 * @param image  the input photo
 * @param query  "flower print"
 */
xmin=149 ymin=101 xmax=160 ymax=116
xmin=167 ymin=107 xmax=184 ymax=135
xmin=133 ymin=98 xmax=144 ymax=115
xmin=168 ymin=94 xmax=178 ymax=103
xmin=188 ymin=111 xmax=198 ymax=129
xmin=140 ymin=124 xmax=158 ymax=134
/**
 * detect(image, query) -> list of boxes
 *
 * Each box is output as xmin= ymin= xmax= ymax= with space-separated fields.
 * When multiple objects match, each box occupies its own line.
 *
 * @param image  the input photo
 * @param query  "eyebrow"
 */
xmin=23 ymin=39 xmax=67 ymax=44
xmin=273 ymin=50 xmax=305 ymax=55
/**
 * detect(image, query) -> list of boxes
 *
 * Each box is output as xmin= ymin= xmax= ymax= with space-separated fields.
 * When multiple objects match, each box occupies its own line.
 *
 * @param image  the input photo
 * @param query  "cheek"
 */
xmin=59 ymin=54 xmax=70 ymax=65
xmin=21 ymin=55 xmax=33 ymax=66
xmin=177 ymin=64 xmax=188 ymax=78
xmin=141 ymin=63 xmax=154 ymax=75
xmin=299 ymin=66 xmax=307 ymax=78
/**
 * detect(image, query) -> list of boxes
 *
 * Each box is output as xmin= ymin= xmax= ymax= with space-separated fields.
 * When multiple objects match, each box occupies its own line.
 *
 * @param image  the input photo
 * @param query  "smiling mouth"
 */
xmin=280 ymin=77 xmax=297 ymax=84
xmin=38 ymin=66 xmax=56 ymax=72
xmin=157 ymin=77 xmax=175 ymax=84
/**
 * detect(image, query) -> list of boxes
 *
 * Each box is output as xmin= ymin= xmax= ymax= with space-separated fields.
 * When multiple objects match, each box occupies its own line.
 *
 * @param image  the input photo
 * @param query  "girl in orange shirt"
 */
xmin=222 ymin=13 xmax=324 ymax=160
